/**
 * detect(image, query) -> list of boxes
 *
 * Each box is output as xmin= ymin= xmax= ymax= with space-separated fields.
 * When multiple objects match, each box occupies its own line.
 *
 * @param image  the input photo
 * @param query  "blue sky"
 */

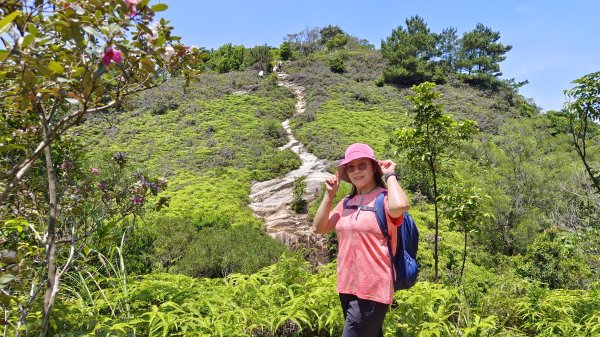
xmin=157 ymin=0 xmax=599 ymax=112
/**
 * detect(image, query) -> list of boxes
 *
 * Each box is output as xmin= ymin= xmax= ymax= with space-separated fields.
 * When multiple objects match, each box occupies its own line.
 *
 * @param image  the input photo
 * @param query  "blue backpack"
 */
xmin=343 ymin=191 xmax=419 ymax=290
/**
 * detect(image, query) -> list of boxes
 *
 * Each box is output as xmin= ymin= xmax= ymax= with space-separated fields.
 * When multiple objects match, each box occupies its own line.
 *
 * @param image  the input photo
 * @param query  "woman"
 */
xmin=312 ymin=143 xmax=410 ymax=337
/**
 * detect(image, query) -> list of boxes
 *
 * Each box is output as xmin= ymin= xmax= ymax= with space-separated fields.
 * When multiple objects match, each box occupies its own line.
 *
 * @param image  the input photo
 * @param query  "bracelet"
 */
xmin=384 ymin=172 xmax=399 ymax=182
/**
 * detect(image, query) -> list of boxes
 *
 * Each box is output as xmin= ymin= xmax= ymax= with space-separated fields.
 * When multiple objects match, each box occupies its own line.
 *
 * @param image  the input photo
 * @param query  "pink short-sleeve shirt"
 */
xmin=329 ymin=187 xmax=404 ymax=304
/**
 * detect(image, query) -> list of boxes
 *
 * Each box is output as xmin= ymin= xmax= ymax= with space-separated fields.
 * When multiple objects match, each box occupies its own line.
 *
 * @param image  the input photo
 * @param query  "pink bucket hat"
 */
xmin=337 ymin=143 xmax=382 ymax=183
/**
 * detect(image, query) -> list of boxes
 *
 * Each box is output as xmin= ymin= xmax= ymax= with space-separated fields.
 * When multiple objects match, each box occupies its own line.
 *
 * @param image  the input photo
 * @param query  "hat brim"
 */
xmin=338 ymin=158 xmax=382 ymax=183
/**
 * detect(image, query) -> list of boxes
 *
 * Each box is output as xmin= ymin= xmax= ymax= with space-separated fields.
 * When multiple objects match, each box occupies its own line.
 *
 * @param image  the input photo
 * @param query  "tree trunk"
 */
xmin=39 ymin=144 xmax=58 ymax=337
xmin=572 ymin=137 xmax=600 ymax=194
xmin=460 ymin=228 xmax=467 ymax=281
xmin=431 ymin=163 xmax=439 ymax=283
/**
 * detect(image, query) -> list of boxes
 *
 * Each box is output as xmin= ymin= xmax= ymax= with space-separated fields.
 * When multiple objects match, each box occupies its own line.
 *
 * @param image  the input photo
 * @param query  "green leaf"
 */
xmin=82 ymin=26 xmax=103 ymax=39
xmin=21 ymin=34 xmax=35 ymax=48
xmin=154 ymin=34 xmax=166 ymax=47
xmin=0 ymin=144 xmax=26 ymax=153
xmin=150 ymin=4 xmax=168 ymax=12
xmin=72 ymin=67 xmax=85 ymax=78
xmin=0 ymin=274 xmax=17 ymax=287
xmin=70 ymin=4 xmax=85 ymax=15
xmin=108 ymin=23 xmax=121 ymax=35
xmin=0 ymin=293 xmax=14 ymax=306
xmin=23 ymin=69 xmax=36 ymax=86
xmin=0 ymin=11 xmax=21 ymax=35
xmin=27 ymin=23 xmax=39 ymax=35
xmin=48 ymin=61 xmax=65 ymax=74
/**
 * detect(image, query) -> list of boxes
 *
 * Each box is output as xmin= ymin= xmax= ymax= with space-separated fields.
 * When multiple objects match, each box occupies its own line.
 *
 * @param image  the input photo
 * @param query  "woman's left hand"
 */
xmin=378 ymin=160 xmax=397 ymax=175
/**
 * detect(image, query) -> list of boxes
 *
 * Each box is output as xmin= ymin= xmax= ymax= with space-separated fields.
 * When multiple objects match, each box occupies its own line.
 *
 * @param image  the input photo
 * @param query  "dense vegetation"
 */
xmin=2 ymin=5 xmax=599 ymax=336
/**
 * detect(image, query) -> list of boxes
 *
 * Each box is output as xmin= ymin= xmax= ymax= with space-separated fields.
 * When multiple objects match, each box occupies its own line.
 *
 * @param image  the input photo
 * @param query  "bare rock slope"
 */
xmin=247 ymin=73 xmax=331 ymax=262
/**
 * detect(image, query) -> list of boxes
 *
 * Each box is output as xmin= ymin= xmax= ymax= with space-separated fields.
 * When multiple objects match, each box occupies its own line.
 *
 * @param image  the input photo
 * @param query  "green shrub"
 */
xmin=206 ymin=43 xmax=247 ymax=73
xmin=515 ymin=226 xmax=594 ymax=289
xmin=262 ymin=118 xmax=286 ymax=145
xmin=172 ymin=227 xmax=286 ymax=278
xmin=263 ymin=72 xmax=278 ymax=86
xmin=159 ymin=169 xmax=263 ymax=229
xmin=147 ymin=215 xmax=198 ymax=271
xmin=329 ymin=56 xmax=345 ymax=73
xmin=291 ymin=176 xmax=308 ymax=213
xmin=245 ymin=45 xmax=273 ymax=71
xmin=457 ymin=72 xmax=504 ymax=91
xmin=326 ymin=33 xmax=349 ymax=50
xmin=279 ymin=41 xmax=293 ymax=61
xmin=382 ymin=60 xmax=441 ymax=86
xmin=251 ymin=149 xmax=301 ymax=181
xmin=55 ymin=257 xmax=600 ymax=336
xmin=133 ymin=211 xmax=293 ymax=276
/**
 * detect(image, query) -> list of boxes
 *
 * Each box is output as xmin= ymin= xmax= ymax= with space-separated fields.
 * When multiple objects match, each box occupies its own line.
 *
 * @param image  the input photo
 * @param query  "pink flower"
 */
xmin=90 ymin=167 xmax=99 ymax=175
xmin=60 ymin=161 xmax=73 ymax=170
xmin=125 ymin=0 xmax=140 ymax=17
xmin=133 ymin=196 xmax=144 ymax=205
xmin=102 ymin=47 xmax=123 ymax=66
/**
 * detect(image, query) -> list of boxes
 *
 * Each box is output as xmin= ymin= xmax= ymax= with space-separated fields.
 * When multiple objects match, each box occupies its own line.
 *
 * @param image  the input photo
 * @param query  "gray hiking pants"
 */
xmin=339 ymin=293 xmax=390 ymax=337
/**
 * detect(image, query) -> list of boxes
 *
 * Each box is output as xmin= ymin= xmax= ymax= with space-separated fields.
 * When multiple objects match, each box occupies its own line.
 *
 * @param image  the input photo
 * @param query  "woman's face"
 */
xmin=344 ymin=158 xmax=375 ymax=189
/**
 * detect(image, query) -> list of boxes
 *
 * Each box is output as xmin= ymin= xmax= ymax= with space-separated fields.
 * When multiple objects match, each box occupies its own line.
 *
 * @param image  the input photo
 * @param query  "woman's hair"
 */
xmin=348 ymin=159 xmax=386 ymax=197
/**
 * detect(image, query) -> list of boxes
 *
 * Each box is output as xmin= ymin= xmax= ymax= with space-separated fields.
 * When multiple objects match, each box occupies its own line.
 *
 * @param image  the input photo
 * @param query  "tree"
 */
xmin=319 ymin=25 xmax=345 ymax=45
xmin=563 ymin=71 xmax=600 ymax=195
xmin=437 ymin=27 xmax=459 ymax=73
xmin=1 ymin=147 xmax=169 ymax=335
xmin=326 ymin=33 xmax=349 ymax=50
xmin=0 ymin=1 xmax=200 ymax=204
xmin=246 ymin=44 xmax=273 ymax=71
xmin=441 ymin=187 xmax=493 ymax=281
xmin=390 ymin=82 xmax=477 ymax=282
xmin=456 ymin=23 xmax=512 ymax=77
xmin=206 ymin=43 xmax=247 ymax=73
xmin=279 ymin=41 xmax=293 ymax=61
xmin=0 ymin=1 xmax=200 ymax=335
xmin=284 ymin=26 xmax=321 ymax=56
xmin=381 ymin=16 xmax=440 ymax=85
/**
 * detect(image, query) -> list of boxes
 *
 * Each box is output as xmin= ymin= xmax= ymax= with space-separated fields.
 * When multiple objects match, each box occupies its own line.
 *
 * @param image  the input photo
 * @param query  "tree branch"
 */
xmin=0 ymin=100 xmax=117 ymax=205
xmin=57 ymin=223 xmax=77 ymax=278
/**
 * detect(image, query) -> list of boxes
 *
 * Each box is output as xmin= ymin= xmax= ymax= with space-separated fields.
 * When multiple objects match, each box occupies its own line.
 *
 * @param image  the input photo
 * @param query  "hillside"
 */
xmin=6 ymin=29 xmax=600 ymax=337
xmin=4 ymin=4 xmax=600 ymax=335
xmin=79 ymin=42 xmax=600 ymax=326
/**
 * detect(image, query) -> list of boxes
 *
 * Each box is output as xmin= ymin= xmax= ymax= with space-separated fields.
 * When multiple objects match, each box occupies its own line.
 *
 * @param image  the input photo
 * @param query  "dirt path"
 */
xmin=248 ymin=73 xmax=331 ymax=263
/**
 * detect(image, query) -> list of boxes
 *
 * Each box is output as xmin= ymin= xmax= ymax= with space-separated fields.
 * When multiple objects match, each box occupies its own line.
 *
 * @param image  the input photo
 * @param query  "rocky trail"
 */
xmin=246 ymin=72 xmax=332 ymax=263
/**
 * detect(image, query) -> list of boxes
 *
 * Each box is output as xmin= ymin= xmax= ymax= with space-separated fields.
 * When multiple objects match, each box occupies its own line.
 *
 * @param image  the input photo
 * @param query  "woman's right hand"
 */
xmin=313 ymin=172 xmax=340 ymax=234
xmin=325 ymin=172 xmax=340 ymax=196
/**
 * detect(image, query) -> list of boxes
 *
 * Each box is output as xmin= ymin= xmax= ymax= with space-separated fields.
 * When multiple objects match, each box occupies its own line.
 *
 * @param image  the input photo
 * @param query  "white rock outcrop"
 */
xmin=249 ymin=73 xmax=331 ymax=263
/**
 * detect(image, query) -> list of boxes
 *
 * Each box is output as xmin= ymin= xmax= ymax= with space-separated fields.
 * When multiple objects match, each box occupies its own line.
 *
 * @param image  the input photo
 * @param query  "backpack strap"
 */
xmin=373 ymin=191 xmax=396 ymax=284
xmin=374 ymin=192 xmax=390 ymax=240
